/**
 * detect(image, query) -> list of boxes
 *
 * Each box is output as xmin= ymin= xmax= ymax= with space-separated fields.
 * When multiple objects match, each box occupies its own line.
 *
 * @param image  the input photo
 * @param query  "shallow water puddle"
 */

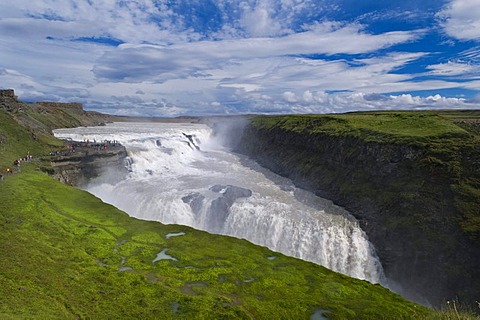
xmin=153 ymin=248 xmax=177 ymax=263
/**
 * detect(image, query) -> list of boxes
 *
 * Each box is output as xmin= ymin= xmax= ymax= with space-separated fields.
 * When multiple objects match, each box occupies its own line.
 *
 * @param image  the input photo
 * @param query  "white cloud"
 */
xmin=287 ymin=91 xmax=477 ymax=114
xmin=282 ymin=91 xmax=297 ymax=102
xmin=438 ymin=0 xmax=480 ymax=41
xmin=92 ymin=26 xmax=422 ymax=83
xmin=0 ymin=0 xmax=479 ymax=116
xmin=427 ymin=61 xmax=479 ymax=76
xmin=303 ymin=90 xmax=314 ymax=102
xmin=240 ymin=0 xmax=285 ymax=37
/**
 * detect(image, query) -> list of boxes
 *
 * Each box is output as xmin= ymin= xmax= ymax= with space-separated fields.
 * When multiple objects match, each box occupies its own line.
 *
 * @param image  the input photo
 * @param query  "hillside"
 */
xmin=0 ymin=92 xmax=445 ymax=318
xmin=236 ymin=111 xmax=480 ymax=309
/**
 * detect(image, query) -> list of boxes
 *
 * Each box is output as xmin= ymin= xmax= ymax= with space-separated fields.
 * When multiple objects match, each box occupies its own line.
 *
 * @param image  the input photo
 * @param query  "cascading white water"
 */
xmin=54 ymin=121 xmax=385 ymax=283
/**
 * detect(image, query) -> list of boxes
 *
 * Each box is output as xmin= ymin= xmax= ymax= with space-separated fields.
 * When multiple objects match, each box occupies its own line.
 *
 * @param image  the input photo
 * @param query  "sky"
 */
xmin=0 ymin=0 xmax=479 ymax=116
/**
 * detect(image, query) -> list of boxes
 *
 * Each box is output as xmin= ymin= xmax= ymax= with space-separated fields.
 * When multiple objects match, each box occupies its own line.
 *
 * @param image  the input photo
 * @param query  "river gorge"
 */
xmin=53 ymin=122 xmax=385 ymax=285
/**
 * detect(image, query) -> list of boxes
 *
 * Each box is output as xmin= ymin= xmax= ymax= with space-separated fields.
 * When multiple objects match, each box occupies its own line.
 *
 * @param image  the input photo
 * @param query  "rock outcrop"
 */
xmin=0 ymin=89 xmax=20 ymax=111
xmin=50 ymin=143 xmax=129 ymax=187
xmin=1 ymin=89 xmax=113 ymax=135
xmin=235 ymin=118 xmax=480 ymax=308
xmin=207 ymin=185 xmax=253 ymax=233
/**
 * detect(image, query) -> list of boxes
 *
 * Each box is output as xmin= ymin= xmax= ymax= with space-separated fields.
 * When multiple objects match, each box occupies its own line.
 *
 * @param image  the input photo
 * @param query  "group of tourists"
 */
xmin=49 ymin=139 xmax=120 ymax=158
xmin=0 ymin=152 xmax=33 ymax=180
xmin=1 ymin=138 xmax=122 ymax=181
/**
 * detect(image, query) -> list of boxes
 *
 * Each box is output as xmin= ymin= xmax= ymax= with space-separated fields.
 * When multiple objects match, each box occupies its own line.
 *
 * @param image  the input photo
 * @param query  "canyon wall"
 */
xmin=235 ymin=116 xmax=480 ymax=307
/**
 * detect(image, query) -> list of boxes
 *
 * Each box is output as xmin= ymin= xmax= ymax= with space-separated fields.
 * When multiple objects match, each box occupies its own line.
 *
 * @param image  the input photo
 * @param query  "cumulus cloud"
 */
xmin=438 ymin=0 xmax=480 ymax=41
xmin=282 ymin=91 xmax=477 ymax=114
xmin=240 ymin=0 xmax=285 ymax=37
xmin=282 ymin=91 xmax=297 ymax=102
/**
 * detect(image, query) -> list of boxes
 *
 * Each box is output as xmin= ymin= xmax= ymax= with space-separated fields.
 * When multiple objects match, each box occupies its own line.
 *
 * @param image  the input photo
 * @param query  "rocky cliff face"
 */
xmin=0 ymin=89 xmax=20 ymax=112
xmin=1 ymin=89 xmax=114 ymax=137
xmin=235 ymin=121 xmax=480 ymax=307
xmin=50 ymin=144 xmax=129 ymax=187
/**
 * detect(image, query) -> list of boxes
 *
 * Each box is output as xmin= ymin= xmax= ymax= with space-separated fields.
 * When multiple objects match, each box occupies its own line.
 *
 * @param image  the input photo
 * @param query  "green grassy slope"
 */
xmin=0 ymin=111 xmax=62 ymax=171
xmin=0 ymin=170 xmax=436 ymax=319
xmin=0 ymin=106 xmax=442 ymax=319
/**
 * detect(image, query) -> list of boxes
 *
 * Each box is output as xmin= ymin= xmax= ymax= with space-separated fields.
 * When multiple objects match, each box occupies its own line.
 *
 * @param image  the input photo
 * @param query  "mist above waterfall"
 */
xmin=54 ymin=120 xmax=385 ymax=284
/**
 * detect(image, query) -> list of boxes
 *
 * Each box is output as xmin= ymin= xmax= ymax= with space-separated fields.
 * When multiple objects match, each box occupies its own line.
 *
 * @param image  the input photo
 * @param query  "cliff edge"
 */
xmin=236 ymin=112 xmax=480 ymax=308
xmin=49 ymin=141 xmax=128 ymax=187
xmin=0 ymin=89 xmax=113 ymax=143
xmin=0 ymin=89 xmax=123 ymax=185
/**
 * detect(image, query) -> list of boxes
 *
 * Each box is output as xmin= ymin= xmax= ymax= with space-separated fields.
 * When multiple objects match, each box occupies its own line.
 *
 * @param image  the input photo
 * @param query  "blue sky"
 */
xmin=0 ymin=0 xmax=479 ymax=116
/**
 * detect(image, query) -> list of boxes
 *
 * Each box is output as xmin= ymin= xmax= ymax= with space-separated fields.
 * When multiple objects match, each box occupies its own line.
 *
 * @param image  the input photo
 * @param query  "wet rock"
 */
xmin=207 ymin=185 xmax=252 ymax=233
xmin=183 ymin=133 xmax=200 ymax=150
xmin=223 ymin=185 xmax=252 ymax=202
xmin=209 ymin=185 xmax=252 ymax=201
xmin=50 ymin=144 xmax=128 ymax=187
xmin=208 ymin=197 xmax=230 ymax=233
xmin=182 ymin=193 xmax=205 ymax=215
xmin=209 ymin=185 xmax=225 ymax=193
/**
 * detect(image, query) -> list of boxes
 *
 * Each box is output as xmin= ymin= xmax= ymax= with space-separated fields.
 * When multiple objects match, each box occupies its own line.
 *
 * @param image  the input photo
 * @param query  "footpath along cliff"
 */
xmin=235 ymin=112 xmax=480 ymax=308
xmin=0 ymin=89 xmax=126 ymax=185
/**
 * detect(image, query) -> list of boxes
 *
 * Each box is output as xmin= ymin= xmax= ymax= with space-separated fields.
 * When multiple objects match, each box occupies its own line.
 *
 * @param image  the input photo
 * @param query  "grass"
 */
xmin=251 ymin=111 xmax=475 ymax=146
xmin=0 ymin=110 xmax=63 ymax=172
xmin=0 ymin=169 xmax=437 ymax=319
xmin=436 ymin=300 xmax=480 ymax=320
xmin=245 ymin=111 xmax=480 ymax=317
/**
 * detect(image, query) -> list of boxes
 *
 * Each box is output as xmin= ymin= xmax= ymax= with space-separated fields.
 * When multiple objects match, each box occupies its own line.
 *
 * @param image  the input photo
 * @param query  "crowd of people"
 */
xmin=0 ymin=139 xmax=122 ymax=181
xmin=49 ymin=139 xmax=120 ymax=158
xmin=0 ymin=152 xmax=33 ymax=180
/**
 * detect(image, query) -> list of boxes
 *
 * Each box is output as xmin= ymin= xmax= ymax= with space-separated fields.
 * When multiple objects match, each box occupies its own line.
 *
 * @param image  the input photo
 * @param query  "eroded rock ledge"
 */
xmin=50 ymin=141 xmax=128 ymax=187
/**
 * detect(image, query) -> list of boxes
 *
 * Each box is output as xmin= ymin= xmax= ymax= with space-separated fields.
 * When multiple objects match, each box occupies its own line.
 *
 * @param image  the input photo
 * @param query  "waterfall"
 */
xmin=54 ymin=121 xmax=385 ymax=283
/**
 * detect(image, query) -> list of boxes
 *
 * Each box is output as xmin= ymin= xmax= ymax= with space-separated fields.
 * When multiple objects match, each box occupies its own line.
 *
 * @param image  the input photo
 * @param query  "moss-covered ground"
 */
xmin=251 ymin=111 xmax=474 ymax=145
xmin=0 ymin=105 xmax=469 ymax=319
xmin=0 ymin=168 xmax=439 ymax=319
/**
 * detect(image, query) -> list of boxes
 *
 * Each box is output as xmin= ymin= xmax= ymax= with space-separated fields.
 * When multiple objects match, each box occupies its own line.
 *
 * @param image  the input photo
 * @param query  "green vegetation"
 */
xmin=0 ymin=102 xmax=472 ymax=319
xmin=0 ymin=110 xmax=63 ymax=172
xmin=251 ymin=111 xmax=474 ymax=145
xmin=0 ymin=170 xmax=437 ymax=319
xmin=245 ymin=111 xmax=480 ymax=314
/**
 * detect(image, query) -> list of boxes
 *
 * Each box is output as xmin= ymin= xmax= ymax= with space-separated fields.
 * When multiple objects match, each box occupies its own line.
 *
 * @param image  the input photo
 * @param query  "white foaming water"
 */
xmin=54 ymin=122 xmax=384 ymax=283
